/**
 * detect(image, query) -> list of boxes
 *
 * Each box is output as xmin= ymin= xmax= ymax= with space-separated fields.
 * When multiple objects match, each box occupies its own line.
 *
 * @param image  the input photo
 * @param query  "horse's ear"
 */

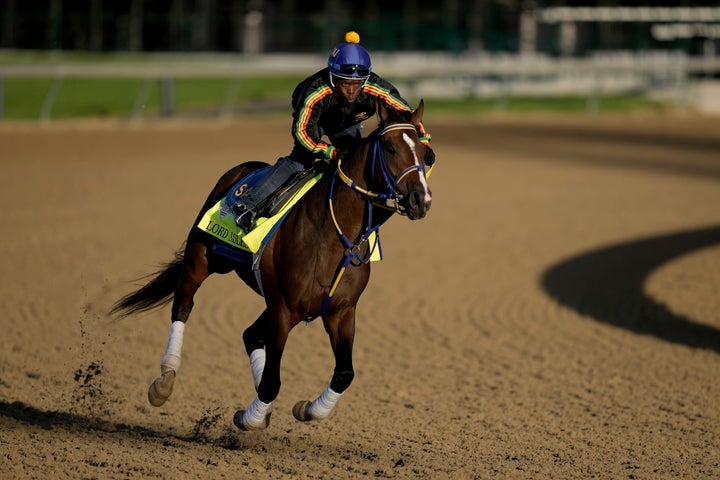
xmin=411 ymin=99 xmax=425 ymax=126
xmin=376 ymin=99 xmax=389 ymax=125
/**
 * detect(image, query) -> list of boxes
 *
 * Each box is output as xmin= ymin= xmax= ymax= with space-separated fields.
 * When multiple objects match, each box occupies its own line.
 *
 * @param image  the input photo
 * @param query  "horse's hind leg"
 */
xmin=293 ymin=307 xmax=356 ymax=422
xmin=148 ymin=241 xmax=210 ymax=407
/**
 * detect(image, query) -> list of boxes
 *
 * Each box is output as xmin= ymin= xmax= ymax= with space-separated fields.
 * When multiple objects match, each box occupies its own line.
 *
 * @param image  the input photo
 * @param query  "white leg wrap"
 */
xmin=307 ymin=385 xmax=343 ymax=419
xmin=242 ymin=396 xmax=272 ymax=428
xmin=160 ymin=321 xmax=185 ymax=374
xmin=249 ymin=349 xmax=266 ymax=390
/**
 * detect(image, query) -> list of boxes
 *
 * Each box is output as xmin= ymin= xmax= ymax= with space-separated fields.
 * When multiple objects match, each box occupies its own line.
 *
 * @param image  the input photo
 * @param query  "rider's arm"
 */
xmin=291 ymin=82 xmax=339 ymax=162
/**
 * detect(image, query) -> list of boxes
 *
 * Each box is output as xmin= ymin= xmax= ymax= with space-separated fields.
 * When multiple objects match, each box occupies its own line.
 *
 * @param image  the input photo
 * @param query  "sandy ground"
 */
xmin=1 ymin=112 xmax=719 ymax=479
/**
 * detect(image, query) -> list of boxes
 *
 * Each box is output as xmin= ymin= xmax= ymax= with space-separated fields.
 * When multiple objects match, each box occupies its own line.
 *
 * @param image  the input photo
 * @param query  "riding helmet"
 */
xmin=328 ymin=31 xmax=372 ymax=81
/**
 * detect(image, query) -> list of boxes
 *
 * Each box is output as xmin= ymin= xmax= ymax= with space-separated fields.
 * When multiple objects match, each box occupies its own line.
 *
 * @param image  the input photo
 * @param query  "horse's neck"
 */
xmin=328 ymin=145 xmax=393 ymax=238
xmin=327 ymin=163 xmax=369 ymax=239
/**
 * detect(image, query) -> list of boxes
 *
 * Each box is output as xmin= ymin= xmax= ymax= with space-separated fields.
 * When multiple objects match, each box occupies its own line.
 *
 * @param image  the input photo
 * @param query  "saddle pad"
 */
xmin=197 ymin=173 xmax=323 ymax=254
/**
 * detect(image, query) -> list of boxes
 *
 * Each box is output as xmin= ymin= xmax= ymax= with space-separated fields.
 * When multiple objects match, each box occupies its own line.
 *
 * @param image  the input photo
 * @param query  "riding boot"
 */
xmin=232 ymin=157 xmax=306 ymax=233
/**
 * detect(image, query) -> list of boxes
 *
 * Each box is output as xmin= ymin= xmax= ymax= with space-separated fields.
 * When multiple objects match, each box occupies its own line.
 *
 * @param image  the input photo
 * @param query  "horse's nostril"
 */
xmin=404 ymin=190 xmax=431 ymax=220
xmin=409 ymin=191 xmax=422 ymax=210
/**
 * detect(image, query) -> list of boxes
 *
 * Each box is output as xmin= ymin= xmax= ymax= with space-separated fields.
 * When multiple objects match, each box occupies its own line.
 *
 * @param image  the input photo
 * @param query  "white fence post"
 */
xmin=160 ymin=77 xmax=175 ymax=117
xmin=40 ymin=76 xmax=64 ymax=121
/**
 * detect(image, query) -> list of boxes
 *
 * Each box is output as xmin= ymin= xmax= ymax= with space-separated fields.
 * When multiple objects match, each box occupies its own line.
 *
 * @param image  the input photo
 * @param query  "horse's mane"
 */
xmin=355 ymin=106 xmax=413 ymax=151
xmin=326 ymin=105 xmax=414 ymax=170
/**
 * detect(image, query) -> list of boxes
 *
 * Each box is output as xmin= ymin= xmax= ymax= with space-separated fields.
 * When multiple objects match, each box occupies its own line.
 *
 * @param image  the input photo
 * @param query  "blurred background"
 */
xmin=1 ymin=0 xmax=719 ymax=120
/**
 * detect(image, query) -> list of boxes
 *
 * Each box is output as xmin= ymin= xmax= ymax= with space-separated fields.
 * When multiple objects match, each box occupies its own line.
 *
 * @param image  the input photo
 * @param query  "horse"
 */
xmin=111 ymin=100 xmax=433 ymax=430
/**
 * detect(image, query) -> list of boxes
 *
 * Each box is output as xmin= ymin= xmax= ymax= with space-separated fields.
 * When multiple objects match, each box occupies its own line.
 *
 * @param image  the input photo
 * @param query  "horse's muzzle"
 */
xmin=403 ymin=188 xmax=432 ymax=220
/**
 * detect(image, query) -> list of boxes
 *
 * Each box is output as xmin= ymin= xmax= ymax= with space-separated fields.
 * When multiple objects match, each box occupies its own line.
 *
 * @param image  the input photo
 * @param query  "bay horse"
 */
xmin=111 ymin=100 xmax=432 ymax=430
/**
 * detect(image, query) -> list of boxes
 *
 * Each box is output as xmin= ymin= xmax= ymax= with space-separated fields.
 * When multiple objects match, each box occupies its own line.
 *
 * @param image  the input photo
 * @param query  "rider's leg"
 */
xmin=234 ymin=157 xmax=304 ymax=231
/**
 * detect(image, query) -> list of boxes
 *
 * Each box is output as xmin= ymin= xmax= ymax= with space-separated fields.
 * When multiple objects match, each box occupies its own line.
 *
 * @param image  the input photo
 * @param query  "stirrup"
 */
xmin=230 ymin=202 xmax=246 ymax=217
xmin=236 ymin=208 xmax=255 ymax=232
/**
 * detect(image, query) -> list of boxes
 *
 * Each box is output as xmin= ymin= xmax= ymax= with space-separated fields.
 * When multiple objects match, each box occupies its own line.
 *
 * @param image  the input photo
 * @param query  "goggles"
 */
xmin=331 ymin=64 xmax=371 ymax=77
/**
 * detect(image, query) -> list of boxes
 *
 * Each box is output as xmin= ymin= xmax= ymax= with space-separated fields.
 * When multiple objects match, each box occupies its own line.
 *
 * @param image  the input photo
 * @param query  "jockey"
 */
xmin=233 ymin=31 xmax=434 ymax=232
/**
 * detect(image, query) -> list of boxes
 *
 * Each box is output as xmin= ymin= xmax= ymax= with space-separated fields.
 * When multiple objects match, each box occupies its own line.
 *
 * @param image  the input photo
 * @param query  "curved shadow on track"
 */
xmin=541 ymin=225 xmax=720 ymax=353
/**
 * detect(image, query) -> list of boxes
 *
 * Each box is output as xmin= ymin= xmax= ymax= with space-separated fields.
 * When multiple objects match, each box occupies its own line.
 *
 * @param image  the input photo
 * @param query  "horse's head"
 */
xmin=368 ymin=100 xmax=432 ymax=220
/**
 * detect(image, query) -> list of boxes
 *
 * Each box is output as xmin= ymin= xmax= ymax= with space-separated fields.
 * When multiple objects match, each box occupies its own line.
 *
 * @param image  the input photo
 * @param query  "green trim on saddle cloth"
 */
xmin=198 ymin=199 xmax=253 ymax=253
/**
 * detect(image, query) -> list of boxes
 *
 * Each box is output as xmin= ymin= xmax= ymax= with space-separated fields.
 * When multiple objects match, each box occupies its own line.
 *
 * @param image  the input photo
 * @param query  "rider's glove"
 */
xmin=326 ymin=145 xmax=339 ymax=161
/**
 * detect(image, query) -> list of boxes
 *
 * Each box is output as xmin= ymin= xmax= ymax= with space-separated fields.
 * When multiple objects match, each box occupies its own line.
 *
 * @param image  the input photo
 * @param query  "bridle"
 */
xmin=310 ymin=122 xmax=430 ymax=320
xmin=335 ymin=123 xmax=429 ymax=215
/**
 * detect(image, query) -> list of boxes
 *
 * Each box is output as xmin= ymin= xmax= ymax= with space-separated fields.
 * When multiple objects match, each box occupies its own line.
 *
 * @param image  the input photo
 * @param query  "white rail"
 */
xmin=1 ymin=52 xmax=718 ymax=119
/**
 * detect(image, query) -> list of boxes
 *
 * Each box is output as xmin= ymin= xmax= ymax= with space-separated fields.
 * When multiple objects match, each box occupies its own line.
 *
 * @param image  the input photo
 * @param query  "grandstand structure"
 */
xmin=522 ymin=6 xmax=720 ymax=57
xmin=0 ymin=2 xmax=719 ymax=56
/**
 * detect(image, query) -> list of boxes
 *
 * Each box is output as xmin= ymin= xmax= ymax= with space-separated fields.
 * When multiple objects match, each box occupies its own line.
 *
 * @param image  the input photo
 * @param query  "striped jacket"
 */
xmin=289 ymin=68 xmax=431 ymax=167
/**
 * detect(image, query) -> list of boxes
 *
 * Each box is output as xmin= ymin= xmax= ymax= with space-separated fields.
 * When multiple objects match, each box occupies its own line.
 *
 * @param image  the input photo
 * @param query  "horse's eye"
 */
xmin=384 ymin=144 xmax=395 ymax=155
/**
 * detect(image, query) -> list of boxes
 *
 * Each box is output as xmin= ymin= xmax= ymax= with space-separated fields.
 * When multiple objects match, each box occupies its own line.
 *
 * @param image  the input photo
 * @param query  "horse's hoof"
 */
xmin=292 ymin=400 xmax=313 ymax=422
xmin=233 ymin=409 xmax=272 ymax=431
xmin=148 ymin=370 xmax=175 ymax=407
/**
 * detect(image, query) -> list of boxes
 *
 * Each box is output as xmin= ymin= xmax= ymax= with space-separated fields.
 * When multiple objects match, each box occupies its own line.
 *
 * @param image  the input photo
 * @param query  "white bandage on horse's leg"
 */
xmin=249 ymin=349 xmax=266 ymax=390
xmin=307 ymin=385 xmax=343 ymax=419
xmin=160 ymin=321 xmax=185 ymax=374
xmin=242 ymin=396 xmax=272 ymax=428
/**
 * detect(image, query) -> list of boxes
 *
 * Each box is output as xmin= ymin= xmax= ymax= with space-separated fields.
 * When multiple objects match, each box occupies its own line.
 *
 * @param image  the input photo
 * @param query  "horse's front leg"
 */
xmin=234 ymin=308 xmax=293 ymax=431
xmin=242 ymin=310 xmax=270 ymax=392
xmin=293 ymin=307 xmax=356 ymax=422
xmin=148 ymin=245 xmax=208 ymax=407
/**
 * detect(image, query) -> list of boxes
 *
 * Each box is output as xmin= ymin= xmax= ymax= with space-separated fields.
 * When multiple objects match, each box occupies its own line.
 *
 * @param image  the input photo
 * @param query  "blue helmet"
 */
xmin=328 ymin=32 xmax=372 ymax=81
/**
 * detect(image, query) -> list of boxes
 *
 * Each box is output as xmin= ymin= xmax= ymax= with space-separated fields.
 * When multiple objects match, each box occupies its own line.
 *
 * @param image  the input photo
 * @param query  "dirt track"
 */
xmin=1 ymin=113 xmax=719 ymax=479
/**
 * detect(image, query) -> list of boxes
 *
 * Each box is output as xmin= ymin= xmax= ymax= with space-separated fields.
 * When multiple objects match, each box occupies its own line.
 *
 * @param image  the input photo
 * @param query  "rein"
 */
xmin=311 ymin=123 xmax=427 ymax=319
xmin=336 ymin=123 xmax=428 ymax=213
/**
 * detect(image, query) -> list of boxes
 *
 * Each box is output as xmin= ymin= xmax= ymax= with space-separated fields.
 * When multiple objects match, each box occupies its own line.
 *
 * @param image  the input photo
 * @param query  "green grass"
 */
xmin=0 ymin=51 xmax=675 ymax=120
xmin=2 ymin=76 xmax=672 ymax=120
xmin=1 ymin=76 xmax=302 ymax=120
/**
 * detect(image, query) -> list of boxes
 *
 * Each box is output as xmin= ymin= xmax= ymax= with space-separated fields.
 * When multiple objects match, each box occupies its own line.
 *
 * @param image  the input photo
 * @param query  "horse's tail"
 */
xmin=110 ymin=248 xmax=185 ymax=318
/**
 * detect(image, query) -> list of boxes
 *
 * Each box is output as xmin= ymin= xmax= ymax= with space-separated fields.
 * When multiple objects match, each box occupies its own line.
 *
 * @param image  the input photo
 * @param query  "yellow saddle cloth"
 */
xmin=196 ymin=173 xmax=319 ymax=253
xmin=197 ymin=173 xmax=381 ymax=262
xmin=197 ymin=173 xmax=382 ymax=262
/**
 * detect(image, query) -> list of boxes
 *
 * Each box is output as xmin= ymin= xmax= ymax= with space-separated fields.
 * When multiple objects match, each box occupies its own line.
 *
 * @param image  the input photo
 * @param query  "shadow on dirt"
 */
xmin=0 ymin=400 xmax=242 ymax=450
xmin=541 ymin=224 xmax=720 ymax=353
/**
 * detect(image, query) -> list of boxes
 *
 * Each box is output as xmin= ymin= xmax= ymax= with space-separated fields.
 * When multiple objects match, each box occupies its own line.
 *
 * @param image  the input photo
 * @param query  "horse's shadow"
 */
xmin=541 ymin=225 xmax=720 ymax=353
xmin=0 ymin=399 xmax=386 ymax=465
xmin=0 ymin=400 xmax=243 ymax=450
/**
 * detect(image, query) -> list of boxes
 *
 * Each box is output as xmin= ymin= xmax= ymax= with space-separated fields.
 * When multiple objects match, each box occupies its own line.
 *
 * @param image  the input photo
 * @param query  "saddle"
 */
xmin=225 ymin=164 xmax=322 ymax=228
xmin=263 ymin=166 xmax=321 ymax=218
xmin=199 ymin=169 xmax=324 ymax=262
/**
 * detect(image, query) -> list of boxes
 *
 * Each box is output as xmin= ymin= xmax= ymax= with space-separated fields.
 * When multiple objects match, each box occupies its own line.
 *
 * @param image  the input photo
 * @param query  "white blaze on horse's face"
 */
xmin=402 ymin=132 xmax=432 ymax=203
